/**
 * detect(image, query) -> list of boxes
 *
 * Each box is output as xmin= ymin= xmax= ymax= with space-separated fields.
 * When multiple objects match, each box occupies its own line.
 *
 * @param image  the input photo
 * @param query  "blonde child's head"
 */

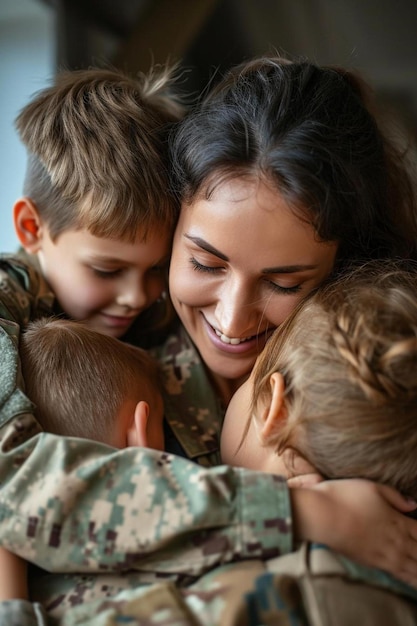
xmin=222 ymin=261 xmax=417 ymax=498
xmin=20 ymin=318 xmax=164 ymax=450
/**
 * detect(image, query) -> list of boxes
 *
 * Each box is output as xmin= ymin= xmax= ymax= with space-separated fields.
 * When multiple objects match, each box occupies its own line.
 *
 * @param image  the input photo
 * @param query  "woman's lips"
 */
xmin=203 ymin=315 xmax=274 ymax=354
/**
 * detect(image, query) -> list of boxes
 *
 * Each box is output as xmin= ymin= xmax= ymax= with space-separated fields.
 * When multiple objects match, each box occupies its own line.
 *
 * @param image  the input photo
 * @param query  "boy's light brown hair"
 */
xmin=20 ymin=317 xmax=161 ymax=444
xmin=251 ymin=261 xmax=417 ymax=498
xmin=16 ymin=66 xmax=183 ymax=241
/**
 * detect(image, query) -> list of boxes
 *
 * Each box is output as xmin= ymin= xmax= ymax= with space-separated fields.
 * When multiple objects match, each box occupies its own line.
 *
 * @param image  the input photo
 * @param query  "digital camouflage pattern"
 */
xmin=151 ymin=324 xmax=225 ymax=468
xmin=0 ymin=253 xmax=293 ymax=619
xmin=3 ymin=254 xmax=417 ymax=625
xmin=4 ymin=542 xmax=417 ymax=625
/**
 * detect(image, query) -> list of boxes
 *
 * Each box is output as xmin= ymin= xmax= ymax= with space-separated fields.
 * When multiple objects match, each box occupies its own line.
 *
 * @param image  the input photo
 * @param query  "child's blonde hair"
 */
xmin=20 ymin=318 xmax=161 ymax=444
xmin=252 ymin=261 xmax=417 ymax=498
xmin=16 ymin=66 xmax=183 ymax=242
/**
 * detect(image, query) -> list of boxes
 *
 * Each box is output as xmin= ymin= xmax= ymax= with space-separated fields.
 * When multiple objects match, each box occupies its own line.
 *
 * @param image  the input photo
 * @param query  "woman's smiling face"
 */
xmin=169 ymin=177 xmax=338 ymax=399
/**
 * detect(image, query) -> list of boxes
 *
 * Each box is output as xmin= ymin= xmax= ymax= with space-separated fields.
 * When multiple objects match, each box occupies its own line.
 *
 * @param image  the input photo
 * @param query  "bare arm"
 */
xmin=0 ymin=547 xmax=27 ymax=601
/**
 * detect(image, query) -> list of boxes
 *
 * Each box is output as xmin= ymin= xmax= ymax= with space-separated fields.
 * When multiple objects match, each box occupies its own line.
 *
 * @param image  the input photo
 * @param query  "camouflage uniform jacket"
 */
xmin=3 ymin=542 xmax=417 ymax=625
xmin=0 ymin=254 xmax=293 ymax=596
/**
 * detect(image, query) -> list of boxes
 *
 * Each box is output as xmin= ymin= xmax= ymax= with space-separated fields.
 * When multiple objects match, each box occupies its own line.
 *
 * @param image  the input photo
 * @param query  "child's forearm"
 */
xmin=0 ymin=547 xmax=27 ymax=600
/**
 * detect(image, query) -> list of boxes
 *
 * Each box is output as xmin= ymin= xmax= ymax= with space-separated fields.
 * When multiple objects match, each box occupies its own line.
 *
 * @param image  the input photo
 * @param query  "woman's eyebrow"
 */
xmin=184 ymin=235 xmax=228 ymax=261
xmin=262 ymin=264 xmax=318 ymax=274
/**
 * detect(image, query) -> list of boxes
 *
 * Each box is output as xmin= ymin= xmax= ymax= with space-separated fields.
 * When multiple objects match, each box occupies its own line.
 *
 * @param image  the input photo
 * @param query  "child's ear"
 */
xmin=126 ymin=401 xmax=150 ymax=448
xmin=13 ymin=198 xmax=44 ymax=253
xmin=259 ymin=372 xmax=287 ymax=441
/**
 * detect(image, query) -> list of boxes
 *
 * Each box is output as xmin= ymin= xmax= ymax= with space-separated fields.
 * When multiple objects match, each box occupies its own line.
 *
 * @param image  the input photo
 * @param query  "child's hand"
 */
xmin=291 ymin=478 xmax=417 ymax=587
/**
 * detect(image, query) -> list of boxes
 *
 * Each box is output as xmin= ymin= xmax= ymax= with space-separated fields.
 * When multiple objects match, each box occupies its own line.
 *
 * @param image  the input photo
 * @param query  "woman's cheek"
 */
xmin=264 ymin=294 xmax=304 ymax=328
xmin=170 ymin=263 xmax=206 ymax=305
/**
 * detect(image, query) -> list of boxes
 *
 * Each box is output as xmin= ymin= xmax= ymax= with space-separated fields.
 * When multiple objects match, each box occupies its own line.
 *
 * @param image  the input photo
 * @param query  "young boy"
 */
xmin=9 ymin=66 xmax=182 ymax=343
xmin=20 ymin=318 xmax=165 ymax=449
xmin=0 ymin=317 xmax=165 ymax=605
xmin=4 ymin=262 xmax=417 ymax=624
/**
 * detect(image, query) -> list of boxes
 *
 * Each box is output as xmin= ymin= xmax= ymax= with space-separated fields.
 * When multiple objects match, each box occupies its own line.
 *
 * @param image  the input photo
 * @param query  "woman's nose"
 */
xmin=214 ymin=277 xmax=259 ymax=338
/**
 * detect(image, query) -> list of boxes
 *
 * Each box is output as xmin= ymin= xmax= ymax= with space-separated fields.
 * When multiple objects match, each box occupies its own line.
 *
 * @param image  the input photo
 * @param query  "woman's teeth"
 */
xmin=214 ymin=329 xmax=251 ymax=345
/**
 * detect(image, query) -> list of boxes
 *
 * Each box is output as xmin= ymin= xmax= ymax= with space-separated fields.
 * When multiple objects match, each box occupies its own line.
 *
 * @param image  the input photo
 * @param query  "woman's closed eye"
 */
xmin=189 ymin=257 xmax=223 ymax=274
xmin=265 ymin=280 xmax=302 ymax=295
xmin=190 ymin=256 xmax=302 ymax=294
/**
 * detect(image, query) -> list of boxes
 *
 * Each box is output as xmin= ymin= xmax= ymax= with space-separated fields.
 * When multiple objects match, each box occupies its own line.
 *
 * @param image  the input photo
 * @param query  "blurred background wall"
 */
xmin=1 ymin=0 xmax=416 ymax=251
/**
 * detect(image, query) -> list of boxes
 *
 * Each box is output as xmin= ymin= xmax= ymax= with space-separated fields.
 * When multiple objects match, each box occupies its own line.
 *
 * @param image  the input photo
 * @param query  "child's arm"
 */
xmin=0 ymin=547 xmax=27 ymax=600
xmin=291 ymin=479 xmax=417 ymax=586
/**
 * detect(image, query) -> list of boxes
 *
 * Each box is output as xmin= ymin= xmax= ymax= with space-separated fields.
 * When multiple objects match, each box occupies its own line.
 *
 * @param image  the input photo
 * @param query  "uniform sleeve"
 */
xmin=0 ymin=417 xmax=292 ymax=574
xmin=0 ymin=260 xmax=293 ymax=577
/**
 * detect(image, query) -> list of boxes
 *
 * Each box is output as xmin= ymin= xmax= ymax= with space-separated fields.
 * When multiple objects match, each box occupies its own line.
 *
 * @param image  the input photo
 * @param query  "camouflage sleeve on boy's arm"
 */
xmin=0 ymin=253 xmax=55 ymax=446
xmin=0 ymin=255 xmax=55 ymax=327
xmin=0 ymin=423 xmax=292 ymax=575
xmin=0 ymin=322 xmax=43 ymax=450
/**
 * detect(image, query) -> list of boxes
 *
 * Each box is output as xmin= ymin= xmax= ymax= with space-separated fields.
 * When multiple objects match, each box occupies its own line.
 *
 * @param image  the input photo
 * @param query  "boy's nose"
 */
xmin=116 ymin=279 xmax=147 ymax=311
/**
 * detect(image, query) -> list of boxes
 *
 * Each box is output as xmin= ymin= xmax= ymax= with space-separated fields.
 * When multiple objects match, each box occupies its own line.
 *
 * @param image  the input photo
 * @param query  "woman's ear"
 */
xmin=259 ymin=372 xmax=287 ymax=441
xmin=13 ymin=198 xmax=44 ymax=253
xmin=126 ymin=401 xmax=150 ymax=448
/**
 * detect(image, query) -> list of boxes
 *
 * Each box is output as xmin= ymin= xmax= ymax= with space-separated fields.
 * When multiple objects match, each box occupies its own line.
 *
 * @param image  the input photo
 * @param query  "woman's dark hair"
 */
xmin=170 ymin=56 xmax=417 ymax=265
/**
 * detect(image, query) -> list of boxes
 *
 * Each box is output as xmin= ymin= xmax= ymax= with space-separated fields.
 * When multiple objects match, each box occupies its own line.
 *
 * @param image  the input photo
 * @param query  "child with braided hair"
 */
xmin=216 ymin=260 xmax=417 ymax=624
xmin=222 ymin=260 xmax=417 ymax=499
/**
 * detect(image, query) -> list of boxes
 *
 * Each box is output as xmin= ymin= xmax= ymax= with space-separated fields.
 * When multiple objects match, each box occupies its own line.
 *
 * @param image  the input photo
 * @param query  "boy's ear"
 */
xmin=13 ymin=197 xmax=44 ymax=253
xmin=126 ymin=401 xmax=150 ymax=448
xmin=259 ymin=372 xmax=287 ymax=441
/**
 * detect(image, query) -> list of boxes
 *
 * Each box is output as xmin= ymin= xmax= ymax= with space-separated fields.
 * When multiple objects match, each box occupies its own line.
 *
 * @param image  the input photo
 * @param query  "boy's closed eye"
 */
xmin=91 ymin=267 xmax=123 ymax=278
